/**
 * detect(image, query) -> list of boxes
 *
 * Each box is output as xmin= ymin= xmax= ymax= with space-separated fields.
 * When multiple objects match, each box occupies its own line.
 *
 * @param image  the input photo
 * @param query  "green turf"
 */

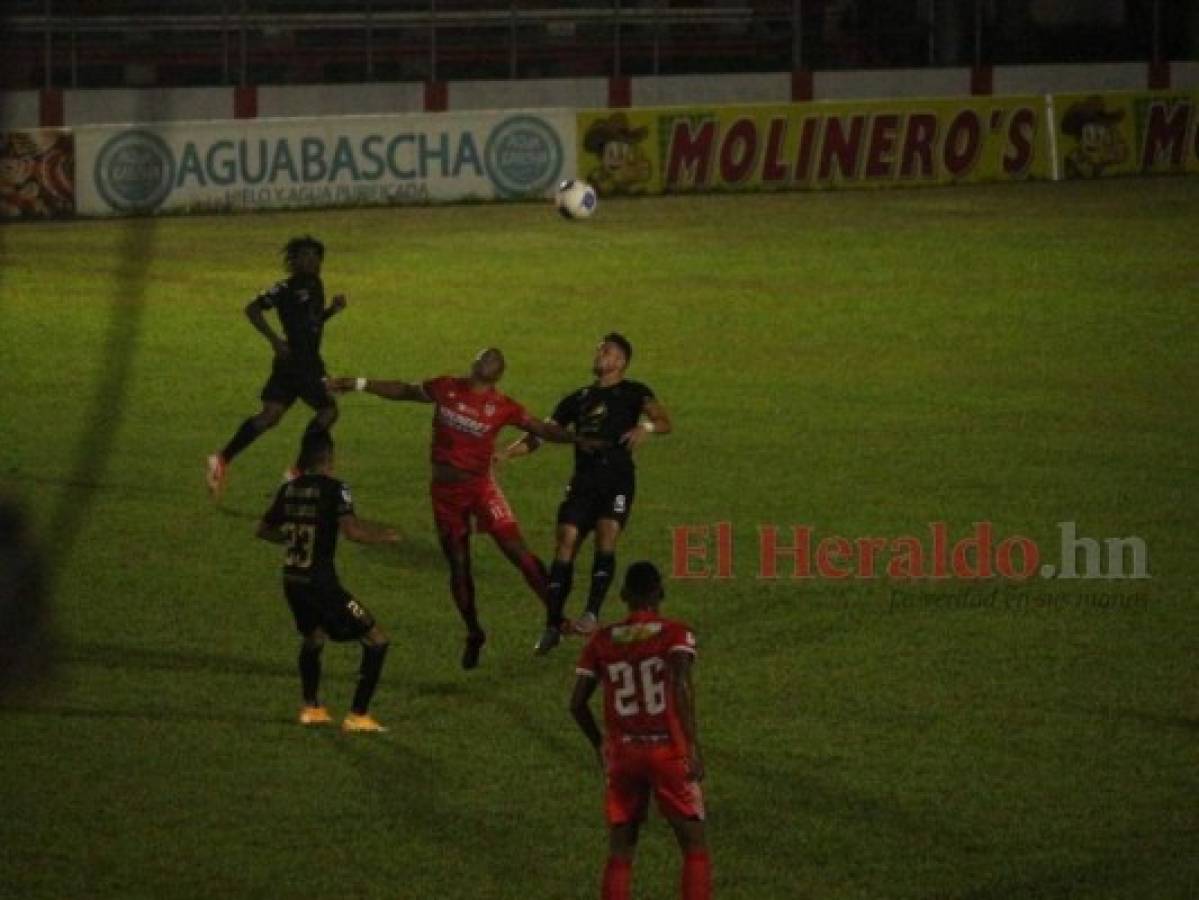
xmin=1 ymin=178 xmax=1196 ymax=899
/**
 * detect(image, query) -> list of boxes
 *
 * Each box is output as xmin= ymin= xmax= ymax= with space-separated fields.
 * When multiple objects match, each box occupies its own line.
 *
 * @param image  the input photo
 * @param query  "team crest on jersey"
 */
xmin=296 ymin=289 xmax=309 ymax=303
xmin=484 ymin=402 xmax=496 ymax=416
xmin=611 ymin=622 xmax=663 ymax=644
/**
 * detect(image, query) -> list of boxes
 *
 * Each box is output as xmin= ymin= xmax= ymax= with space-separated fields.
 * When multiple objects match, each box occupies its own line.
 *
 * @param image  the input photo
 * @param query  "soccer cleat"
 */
xmin=571 ymin=611 xmax=599 ymax=636
xmin=533 ymin=625 xmax=562 ymax=656
xmin=341 ymin=712 xmax=387 ymax=733
xmin=461 ymin=630 xmax=487 ymax=670
xmin=205 ymin=453 xmax=227 ymax=498
xmin=298 ymin=705 xmax=332 ymax=726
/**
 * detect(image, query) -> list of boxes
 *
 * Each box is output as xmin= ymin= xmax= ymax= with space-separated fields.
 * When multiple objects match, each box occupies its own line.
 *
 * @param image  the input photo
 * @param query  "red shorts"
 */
xmin=603 ymin=741 xmax=705 ymax=825
xmin=431 ymin=476 xmax=521 ymax=542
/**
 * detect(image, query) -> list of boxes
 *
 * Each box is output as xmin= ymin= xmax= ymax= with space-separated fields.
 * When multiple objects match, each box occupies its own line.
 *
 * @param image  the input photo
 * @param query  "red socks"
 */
xmin=602 ymin=851 xmax=710 ymax=899
xmin=515 ymin=550 xmax=552 ymax=606
xmin=683 ymin=851 xmax=712 ymax=900
xmin=602 ymin=856 xmax=632 ymax=900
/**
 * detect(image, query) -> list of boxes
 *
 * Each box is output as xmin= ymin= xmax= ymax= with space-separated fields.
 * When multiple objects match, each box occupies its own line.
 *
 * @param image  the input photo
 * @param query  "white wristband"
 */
xmin=641 ymin=421 xmax=655 ymax=433
xmin=355 ymin=377 xmax=367 ymax=392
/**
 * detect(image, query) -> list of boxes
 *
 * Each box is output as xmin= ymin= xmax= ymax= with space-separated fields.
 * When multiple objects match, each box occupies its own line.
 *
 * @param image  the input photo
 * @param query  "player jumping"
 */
xmin=207 ymin=235 xmax=347 ymax=498
xmin=497 ymin=333 xmax=671 ymax=653
xmin=327 ymin=348 xmax=603 ymax=669
xmin=256 ymin=430 xmax=400 ymax=733
xmin=570 ymin=561 xmax=711 ymax=900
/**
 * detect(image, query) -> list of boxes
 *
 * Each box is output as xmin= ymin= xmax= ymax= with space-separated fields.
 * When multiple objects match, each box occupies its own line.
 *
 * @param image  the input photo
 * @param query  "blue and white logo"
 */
xmin=484 ymin=116 xmax=563 ymax=198
xmin=94 ymin=130 xmax=175 ymax=213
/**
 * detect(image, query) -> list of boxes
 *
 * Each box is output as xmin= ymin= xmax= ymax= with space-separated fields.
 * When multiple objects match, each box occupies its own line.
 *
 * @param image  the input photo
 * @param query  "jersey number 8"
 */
xmin=608 ymin=657 xmax=666 ymax=717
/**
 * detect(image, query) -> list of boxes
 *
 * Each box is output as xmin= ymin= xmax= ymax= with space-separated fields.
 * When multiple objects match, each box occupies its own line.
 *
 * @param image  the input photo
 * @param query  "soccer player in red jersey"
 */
xmin=328 ymin=348 xmax=599 ymax=669
xmin=570 ymin=561 xmax=711 ymax=900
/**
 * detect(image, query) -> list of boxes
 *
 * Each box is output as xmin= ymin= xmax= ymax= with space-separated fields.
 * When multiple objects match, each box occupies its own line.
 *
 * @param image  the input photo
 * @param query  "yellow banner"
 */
xmin=1052 ymin=90 xmax=1199 ymax=179
xmin=577 ymin=97 xmax=1052 ymax=195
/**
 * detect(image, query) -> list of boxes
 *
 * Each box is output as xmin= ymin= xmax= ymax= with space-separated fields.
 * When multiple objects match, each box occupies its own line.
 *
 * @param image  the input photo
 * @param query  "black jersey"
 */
xmin=254 ymin=272 xmax=327 ymax=366
xmin=262 ymin=474 xmax=354 ymax=583
xmin=551 ymin=379 xmax=655 ymax=476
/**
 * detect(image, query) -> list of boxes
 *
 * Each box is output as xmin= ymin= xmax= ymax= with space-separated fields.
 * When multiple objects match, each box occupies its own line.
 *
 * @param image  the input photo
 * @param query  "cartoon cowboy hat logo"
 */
xmin=1061 ymin=95 xmax=1128 ymax=178
xmin=583 ymin=112 xmax=653 ymax=195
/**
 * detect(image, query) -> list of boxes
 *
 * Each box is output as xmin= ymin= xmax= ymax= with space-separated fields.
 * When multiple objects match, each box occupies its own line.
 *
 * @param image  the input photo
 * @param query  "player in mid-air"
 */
xmin=256 ymin=430 xmax=399 ymax=733
xmin=207 ymin=235 xmax=347 ymax=498
xmin=327 ymin=348 xmax=604 ymax=669
xmin=570 ymin=561 xmax=711 ymax=900
xmin=497 ymin=333 xmax=671 ymax=652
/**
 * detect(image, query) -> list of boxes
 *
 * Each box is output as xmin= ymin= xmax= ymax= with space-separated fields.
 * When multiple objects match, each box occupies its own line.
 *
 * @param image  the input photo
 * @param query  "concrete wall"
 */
xmin=257 ymin=82 xmax=425 ymax=119
xmin=992 ymin=62 xmax=1145 ymax=96
xmin=1175 ymin=61 xmax=1199 ymax=89
xmin=450 ymin=77 xmax=607 ymax=111
xmin=814 ymin=67 xmax=972 ymax=100
xmin=3 ymin=63 xmax=1192 ymax=129
xmin=0 ymin=91 xmax=40 ymax=130
xmin=630 ymin=72 xmax=790 ymax=107
xmin=62 ymin=87 xmax=233 ymax=126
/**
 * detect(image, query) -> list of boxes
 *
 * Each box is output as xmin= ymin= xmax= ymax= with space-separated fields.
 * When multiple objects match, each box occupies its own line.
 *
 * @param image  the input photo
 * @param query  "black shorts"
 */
xmin=260 ymin=361 xmax=334 ymax=410
xmin=283 ymin=577 xmax=375 ymax=641
xmin=557 ymin=471 xmax=636 ymax=532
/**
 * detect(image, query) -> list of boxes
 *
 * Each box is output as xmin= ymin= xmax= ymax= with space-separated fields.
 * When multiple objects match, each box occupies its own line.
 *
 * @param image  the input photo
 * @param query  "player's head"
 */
xmin=471 ymin=347 xmax=506 ymax=385
xmin=283 ymin=235 xmax=324 ymax=275
xmin=593 ymin=332 xmax=633 ymax=377
xmin=298 ymin=429 xmax=334 ymax=473
xmin=621 ymin=560 xmax=664 ymax=610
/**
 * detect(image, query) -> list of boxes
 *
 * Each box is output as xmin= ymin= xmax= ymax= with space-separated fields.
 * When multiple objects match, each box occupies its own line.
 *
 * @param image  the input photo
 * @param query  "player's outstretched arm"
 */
xmin=325 ymin=377 xmax=432 ymax=403
xmin=339 ymin=513 xmax=402 ymax=544
xmin=496 ymin=431 xmax=544 ymax=465
xmin=255 ymin=520 xmax=287 ymax=544
xmin=522 ymin=417 xmax=606 ymax=452
xmin=244 ymin=298 xmax=289 ymax=359
xmin=621 ymin=397 xmax=672 ymax=449
xmin=669 ymin=652 xmax=704 ymax=782
xmin=570 ymin=674 xmax=605 ymax=770
xmin=320 ymin=294 xmax=347 ymax=322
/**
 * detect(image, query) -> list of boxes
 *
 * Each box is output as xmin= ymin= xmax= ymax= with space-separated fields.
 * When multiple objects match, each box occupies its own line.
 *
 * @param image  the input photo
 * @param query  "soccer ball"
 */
xmin=555 ymin=179 xmax=598 ymax=220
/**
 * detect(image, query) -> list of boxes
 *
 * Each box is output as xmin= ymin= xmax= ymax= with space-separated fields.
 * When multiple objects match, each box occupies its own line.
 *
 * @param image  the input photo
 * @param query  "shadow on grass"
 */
xmin=326 ymin=732 xmax=562 ymax=896
xmin=0 ymin=702 xmax=294 ymax=728
xmin=62 ymin=640 xmax=291 ymax=679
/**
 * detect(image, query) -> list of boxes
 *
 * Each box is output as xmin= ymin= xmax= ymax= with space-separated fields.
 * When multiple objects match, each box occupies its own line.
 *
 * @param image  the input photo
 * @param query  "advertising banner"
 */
xmin=577 ymin=97 xmax=1052 ymax=196
xmin=1 ymin=129 xmax=75 ymax=219
xmin=74 ymin=110 xmax=574 ymax=216
xmin=1052 ymin=90 xmax=1199 ymax=179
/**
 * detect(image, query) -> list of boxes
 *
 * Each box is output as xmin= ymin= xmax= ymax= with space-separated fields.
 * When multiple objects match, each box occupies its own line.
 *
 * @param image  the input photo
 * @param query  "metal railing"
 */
xmin=0 ymin=0 xmax=1183 ymax=91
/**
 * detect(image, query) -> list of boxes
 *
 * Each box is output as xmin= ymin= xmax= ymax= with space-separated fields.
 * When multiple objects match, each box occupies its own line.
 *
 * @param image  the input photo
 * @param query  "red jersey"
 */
xmin=576 ymin=610 xmax=698 ymax=752
xmin=422 ymin=376 xmax=531 ymax=477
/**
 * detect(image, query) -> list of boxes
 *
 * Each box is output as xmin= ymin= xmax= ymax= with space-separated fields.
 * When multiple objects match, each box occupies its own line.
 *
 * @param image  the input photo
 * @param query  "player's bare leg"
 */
xmin=297 ymin=627 xmax=331 ymax=725
xmin=208 ymin=400 xmax=290 ymax=496
xmin=666 ymin=817 xmax=711 ymax=900
xmin=439 ymin=532 xmax=486 ymax=669
xmin=574 ymin=518 xmax=621 ymax=635
xmin=493 ymin=532 xmax=552 ymax=606
xmin=343 ymin=622 xmax=389 ymax=733
xmin=603 ymin=822 xmax=640 ymax=900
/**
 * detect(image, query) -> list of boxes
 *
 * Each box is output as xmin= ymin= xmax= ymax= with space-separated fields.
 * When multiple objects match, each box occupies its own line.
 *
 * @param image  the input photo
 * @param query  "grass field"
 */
xmin=1 ymin=178 xmax=1196 ymax=899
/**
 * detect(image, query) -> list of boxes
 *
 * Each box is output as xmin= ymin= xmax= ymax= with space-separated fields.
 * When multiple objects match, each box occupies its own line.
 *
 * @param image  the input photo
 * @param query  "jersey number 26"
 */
xmin=608 ymin=657 xmax=666 ymax=716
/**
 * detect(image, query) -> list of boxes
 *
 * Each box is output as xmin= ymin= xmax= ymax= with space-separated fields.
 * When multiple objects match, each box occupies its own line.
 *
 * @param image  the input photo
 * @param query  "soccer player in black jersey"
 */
xmin=207 ymin=235 xmax=347 ymax=498
xmin=497 ymin=333 xmax=672 ymax=653
xmin=257 ymin=430 xmax=399 ymax=732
